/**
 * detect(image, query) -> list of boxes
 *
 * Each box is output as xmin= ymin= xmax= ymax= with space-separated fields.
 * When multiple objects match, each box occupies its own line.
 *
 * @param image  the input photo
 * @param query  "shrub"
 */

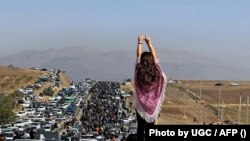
xmin=43 ymin=87 xmax=54 ymax=97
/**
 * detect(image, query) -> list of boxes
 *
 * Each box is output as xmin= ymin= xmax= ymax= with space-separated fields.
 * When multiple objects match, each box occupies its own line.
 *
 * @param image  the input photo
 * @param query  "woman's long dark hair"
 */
xmin=136 ymin=52 xmax=160 ymax=88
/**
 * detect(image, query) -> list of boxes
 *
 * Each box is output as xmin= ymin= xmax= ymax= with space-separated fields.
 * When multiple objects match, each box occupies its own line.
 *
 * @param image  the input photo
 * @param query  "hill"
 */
xmin=0 ymin=47 xmax=250 ymax=81
xmin=0 ymin=66 xmax=45 ymax=94
xmin=0 ymin=65 xmax=71 ymax=94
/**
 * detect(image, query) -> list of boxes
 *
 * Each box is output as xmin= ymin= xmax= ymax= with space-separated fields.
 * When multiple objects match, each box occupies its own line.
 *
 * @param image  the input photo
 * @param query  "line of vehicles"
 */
xmin=1 ymin=74 xmax=94 ymax=140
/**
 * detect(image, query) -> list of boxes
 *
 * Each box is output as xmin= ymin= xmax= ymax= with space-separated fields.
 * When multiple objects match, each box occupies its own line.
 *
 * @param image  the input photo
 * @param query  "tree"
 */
xmin=0 ymin=91 xmax=24 ymax=125
xmin=9 ymin=90 xmax=24 ymax=99
xmin=0 ymin=95 xmax=15 ymax=125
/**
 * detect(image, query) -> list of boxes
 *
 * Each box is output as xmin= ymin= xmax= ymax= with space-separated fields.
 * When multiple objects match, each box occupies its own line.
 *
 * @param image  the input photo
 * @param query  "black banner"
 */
xmin=144 ymin=125 xmax=250 ymax=141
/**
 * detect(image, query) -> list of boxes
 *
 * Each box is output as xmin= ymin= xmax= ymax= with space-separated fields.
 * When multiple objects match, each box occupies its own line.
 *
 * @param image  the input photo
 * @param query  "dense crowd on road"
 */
xmin=80 ymin=81 xmax=136 ymax=140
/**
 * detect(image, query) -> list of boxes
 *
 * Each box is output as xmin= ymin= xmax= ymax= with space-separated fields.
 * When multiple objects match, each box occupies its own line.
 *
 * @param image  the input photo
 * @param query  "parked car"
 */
xmin=16 ymin=111 xmax=27 ymax=117
xmin=3 ymin=131 xmax=14 ymax=140
xmin=26 ymin=109 xmax=35 ymax=115
xmin=37 ymin=106 xmax=46 ymax=111
xmin=230 ymin=82 xmax=239 ymax=86
xmin=121 ymin=117 xmax=133 ymax=124
xmin=53 ymin=109 xmax=63 ymax=115
xmin=33 ymin=111 xmax=42 ymax=117
xmin=43 ymin=125 xmax=52 ymax=131
xmin=31 ymin=67 xmax=39 ymax=70
xmin=30 ymin=122 xmax=41 ymax=129
xmin=15 ymin=120 xmax=26 ymax=127
xmin=21 ymin=103 xmax=31 ymax=108
xmin=0 ymin=126 xmax=12 ymax=134
xmin=34 ymin=83 xmax=42 ymax=88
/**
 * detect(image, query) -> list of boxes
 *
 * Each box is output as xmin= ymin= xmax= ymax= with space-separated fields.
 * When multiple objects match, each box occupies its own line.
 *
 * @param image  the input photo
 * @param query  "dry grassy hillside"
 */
xmin=0 ymin=66 xmax=45 ymax=94
xmin=159 ymin=85 xmax=219 ymax=124
xmin=122 ymin=82 xmax=219 ymax=125
xmin=186 ymin=80 xmax=250 ymax=124
xmin=187 ymin=80 xmax=250 ymax=104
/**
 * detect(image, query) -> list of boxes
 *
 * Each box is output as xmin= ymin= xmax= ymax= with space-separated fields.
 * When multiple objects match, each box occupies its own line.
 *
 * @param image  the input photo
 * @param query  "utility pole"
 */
xmin=167 ymin=84 xmax=170 ymax=103
xmin=199 ymin=80 xmax=202 ymax=99
xmin=186 ymin=73 xmax=189 ymax=92
xmin=177 ymin=66 xmax=180 ymax=83
xmin=238 ymin=96 xmax=242 ymax=124
xmin=247 ymin=96 xmax=249 ymax=124
xmin=220 ymin=100 xmax=224 ymax=124
xmin=218 ymin=85 xmax=222 ymax=117
xmin=198 ymin=101 xmax=201 ymax=123
xmin=219 ymin=85 xmax=222 ymax=106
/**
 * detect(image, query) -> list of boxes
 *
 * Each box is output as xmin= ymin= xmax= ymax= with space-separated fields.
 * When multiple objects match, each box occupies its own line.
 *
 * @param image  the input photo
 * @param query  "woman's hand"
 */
xmin=138 ymin=35 xmax=145 ymax=44
xmin=137 ymin=35 xmax=144 ymax=59
xmin=145 ymin=35 xmax=152 ymax=45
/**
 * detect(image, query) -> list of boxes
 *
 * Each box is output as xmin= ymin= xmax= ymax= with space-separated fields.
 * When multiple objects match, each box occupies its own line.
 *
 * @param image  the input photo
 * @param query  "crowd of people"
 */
xmin=80 ymin=81 xmax=136 ymax=140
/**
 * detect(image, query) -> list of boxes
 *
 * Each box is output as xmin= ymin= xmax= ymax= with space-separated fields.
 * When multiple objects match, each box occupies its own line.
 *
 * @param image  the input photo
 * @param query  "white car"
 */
xmin=167 ymin=80 xmax=175 ymax=84
xmin=38 ymin=106 xmax=46 ymax=111
xmin=22 ymin=119 xmax=33 ymax=125
xmin=53 ymin=109 xmax=63 ymax=115
xmin=230 ymin=82 xmax=239 ymax=86
xmin=62 ymin=103 xmax=70 ymax=109
xmin=43 ymin=125 xmax=52 ymax=131
xmin=32 ymin=117 xmax=46 ymax=122
xmin=15 ymin=120 xmax=25 ymax=127
xmin=122 ymin=118 xmax=130 ymax=124
xmin=8 ymin=126 xmax=19 ymax=132
xmin=35 ymin=83 xmax=42 ymax=88
xmin=30 ymin=122 xmax=41 ymax=129
xmin=23 ymin=88 xmax=33 ymax=94
xmin=122 ymin=93 xmax=131 ymax=97
xmin=34 ymin=111 xmax=42 ymax=117
xmin=51 ymin=96 xmax=62 ymax=101
xmin=75 ymin=100 xmax=81 ymax=107
xmin=16 ymin=111 xmax=27 ymax=117
xmin=122 ymin=117 xmax=133 ymax=124
xmin=21 ymin=103 xmax=31 ymax=108
xmin=26 ymin=109 xmax=35 ymax=115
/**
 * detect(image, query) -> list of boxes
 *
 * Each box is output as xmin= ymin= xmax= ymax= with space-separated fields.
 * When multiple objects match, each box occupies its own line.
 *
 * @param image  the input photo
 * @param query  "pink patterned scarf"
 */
xmin=134 ymin=59 xmax=167 ymax=123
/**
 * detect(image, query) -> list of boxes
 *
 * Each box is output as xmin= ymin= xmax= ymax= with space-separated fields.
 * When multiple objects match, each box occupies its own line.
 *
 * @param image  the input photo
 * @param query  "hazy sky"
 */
xmin=1 ymin=0 xmax=250 ymax=68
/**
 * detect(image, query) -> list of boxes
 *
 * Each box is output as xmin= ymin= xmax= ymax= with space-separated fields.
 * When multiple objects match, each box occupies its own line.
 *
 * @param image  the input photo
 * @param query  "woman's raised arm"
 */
xmin=145 ymin=36 xmax=157 ymax=62
xmin=137 ymin=35 xmax=144 ymax=59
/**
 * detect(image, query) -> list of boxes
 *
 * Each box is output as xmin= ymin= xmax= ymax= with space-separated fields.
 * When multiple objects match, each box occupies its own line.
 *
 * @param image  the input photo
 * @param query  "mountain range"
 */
xmin=0 ymin=46 xmax=249 ymax=81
